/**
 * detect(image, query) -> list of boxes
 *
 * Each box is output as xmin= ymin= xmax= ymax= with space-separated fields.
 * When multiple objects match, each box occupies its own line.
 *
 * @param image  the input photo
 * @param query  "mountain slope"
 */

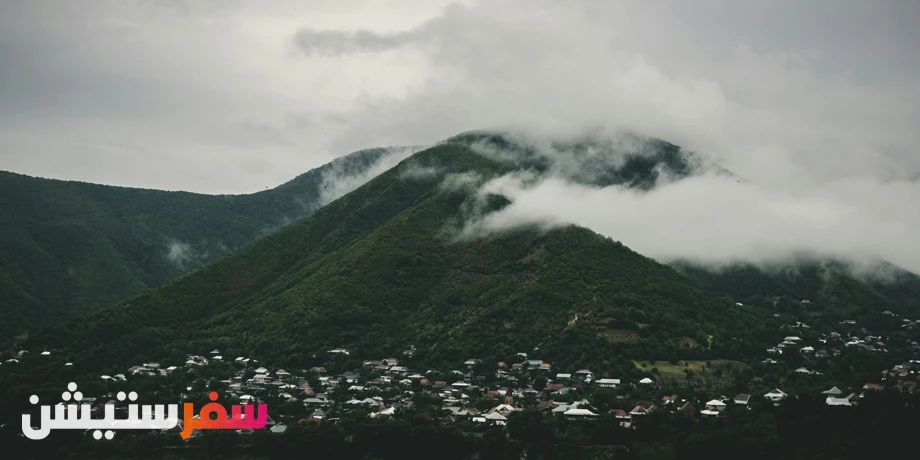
xmin=4 ymin=134 xmax=770 ymax=392
xmin=0 ymin=147 xmax=411 ymax=341
xmin=673 ymin=258 xmax=920 ymax=327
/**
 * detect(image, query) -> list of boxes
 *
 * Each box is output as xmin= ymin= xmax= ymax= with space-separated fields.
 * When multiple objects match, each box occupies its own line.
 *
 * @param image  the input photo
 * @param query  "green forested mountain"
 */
xmin=4 ymin=132 xmax=770 ymax=384
xmin=3 ymin=131 xmax=919 ymax=459
xmin=0 ymin=147 xmax=409 ymax=341
xmin=673 ymin=259 xmax=920 ymax=325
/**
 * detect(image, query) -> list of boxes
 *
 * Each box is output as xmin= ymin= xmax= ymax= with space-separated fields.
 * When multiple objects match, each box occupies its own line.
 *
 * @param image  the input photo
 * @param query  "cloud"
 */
xmin=317 ymin=146 xmax=418 ymax=205
xmin=458 ymin=164 xmax=920 ymax=274
xmin=165 ymin=240 xmax=200 ymax=270
xmin=283 ymin=1 xmax=920 ymax=274
xmin=2 ymin=1 xmax=918 ymax=273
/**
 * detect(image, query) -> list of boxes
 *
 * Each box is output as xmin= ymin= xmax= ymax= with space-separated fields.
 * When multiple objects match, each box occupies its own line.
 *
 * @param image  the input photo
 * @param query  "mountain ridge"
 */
xmin=0 ymin=146 xmax=412 ymax=341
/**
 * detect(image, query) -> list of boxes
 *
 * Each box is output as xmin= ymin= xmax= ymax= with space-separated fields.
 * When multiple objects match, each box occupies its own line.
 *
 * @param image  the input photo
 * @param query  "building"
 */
xmin=596 ymin=378 xmax=620 ymax=388
xmin=764 ymin=389 xmax=787 ymax=404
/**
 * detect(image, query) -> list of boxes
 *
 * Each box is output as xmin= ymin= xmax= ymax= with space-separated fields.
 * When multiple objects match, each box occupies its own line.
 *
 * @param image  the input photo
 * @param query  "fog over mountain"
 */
xmin=1 ymin=0 xmax=918 ymax=271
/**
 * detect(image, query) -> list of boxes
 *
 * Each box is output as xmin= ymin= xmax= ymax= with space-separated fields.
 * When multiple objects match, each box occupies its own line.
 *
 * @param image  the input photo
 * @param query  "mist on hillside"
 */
xmin=444 ymin=130 xmax=920 ymax=277
xmin=287 ymin=1 xmax=920 ymax=276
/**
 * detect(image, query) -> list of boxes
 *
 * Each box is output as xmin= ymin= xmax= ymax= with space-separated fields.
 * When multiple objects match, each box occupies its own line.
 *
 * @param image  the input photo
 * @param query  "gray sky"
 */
xmin=1 ymin=0 xmax=919 ymax=270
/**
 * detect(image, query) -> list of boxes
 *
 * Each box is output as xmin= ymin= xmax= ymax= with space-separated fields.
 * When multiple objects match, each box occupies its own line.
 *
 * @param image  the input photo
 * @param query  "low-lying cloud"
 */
xmin=287 ymin=1 xmax=920 ymax=275
xmin=3 ymin=1 xmax=918 ymax=274
xmin=318 ymin=146 xmax=419 ymax=206
xmin=165 ymin=240 xmax=204 ymax=270
xmin=458 ymin=155 xmax=920 ymax=274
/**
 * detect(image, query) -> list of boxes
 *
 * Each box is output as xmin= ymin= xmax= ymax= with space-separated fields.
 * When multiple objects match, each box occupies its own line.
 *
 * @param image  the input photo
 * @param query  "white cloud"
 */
xmin=460 ymin=169 xmax=920 ymax=273
xmin=2 ymin=0 xmax=918 ymax=273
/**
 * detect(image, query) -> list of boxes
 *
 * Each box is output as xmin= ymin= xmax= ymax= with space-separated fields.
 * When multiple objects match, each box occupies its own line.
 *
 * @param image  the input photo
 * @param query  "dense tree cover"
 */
xmin=0 ymin=148 xmax=400 ymax=340
xmin=673 ymin=260 xmax=920 ymax=322
xmin=3 ymin=131 xmax=919 ymax=457
xmin=1 ymin=137 xmax=770 ymax=403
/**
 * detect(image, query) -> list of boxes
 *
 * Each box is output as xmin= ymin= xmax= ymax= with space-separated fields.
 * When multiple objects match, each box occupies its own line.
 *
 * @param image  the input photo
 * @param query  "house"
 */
xmin=825 ymin=397 xmax=852 ymax=407
xmin=564 ymin=408 xmax=599 ymax=418
xmin=254 ymin=366 xmax=268 ymax=374
xmin=629 ymin=405 xmax=649 ymax=416
xmin=556 ymin=373 xmax=572 ymax=380
xmin=482 ymin=412 xmax=508 ymax=425
xmin=489 ymin=404 xmax=518 ymax=415
xmin=638 ymin=377 xmax=654 ymax=385
xmin=700 ymin=399 xmax=727 ymax=416
xmin=275 ymin=369 xmax=291 ymax=378
xmin=328 ymin=348 xmax=350 ymax=355
xmin=821 ymin=386 xmax=843 ymax=396
xmin=595 ymin=378 xmax=620 ymax=388
xmin=303 ymin=396 xmax=331 ymax=406
xmin=764 ymin=389 xmax=787 ymax=403
xmin=733 ymin=394 xmax=751 ymax=406
xmin=574 ymin=369 xmax=594 ymax=380
xmin=536 ymin=401 xmax=558 ymax=411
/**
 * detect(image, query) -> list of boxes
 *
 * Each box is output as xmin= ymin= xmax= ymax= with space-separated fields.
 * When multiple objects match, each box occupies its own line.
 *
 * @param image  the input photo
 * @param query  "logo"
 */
xmin=22 ymin=382 xmax=268 ymax=440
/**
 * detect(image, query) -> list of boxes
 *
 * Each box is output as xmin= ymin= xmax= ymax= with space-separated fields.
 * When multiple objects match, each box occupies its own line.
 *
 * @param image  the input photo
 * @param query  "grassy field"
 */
xmin=632 ymin=359 xmax=742 ymax=378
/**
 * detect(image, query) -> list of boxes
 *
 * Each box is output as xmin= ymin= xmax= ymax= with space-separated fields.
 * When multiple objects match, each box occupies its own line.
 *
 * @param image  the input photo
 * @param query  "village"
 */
xmin=6 ymin=341 xmax=917 ymax=440
xmin=4 ymin=300 xmax=918 ymax=440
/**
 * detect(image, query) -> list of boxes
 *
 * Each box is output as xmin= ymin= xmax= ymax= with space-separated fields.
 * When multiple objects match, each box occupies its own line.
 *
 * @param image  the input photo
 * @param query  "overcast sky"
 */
xmin=1 ymin=0 xmax=919 ymax=271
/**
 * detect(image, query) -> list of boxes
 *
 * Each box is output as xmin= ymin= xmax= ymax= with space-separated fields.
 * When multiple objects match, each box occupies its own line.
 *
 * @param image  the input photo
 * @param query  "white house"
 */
xmin=639 ymin=377 xmax=654 ymax=385
xmin=484 ymin=412 xmax=508 ymax=425
xmin=825 ymin=397 xmax=852 ymax=406
xmin=564 ymin=408 xmax=599 ymax=418
xmin=700 ymin=399 xmax=727 ymax=416
xmin=596 ymin=378 xmax=620 ymax=388
xmin=764 ymin=389 xmax=787 ymax=403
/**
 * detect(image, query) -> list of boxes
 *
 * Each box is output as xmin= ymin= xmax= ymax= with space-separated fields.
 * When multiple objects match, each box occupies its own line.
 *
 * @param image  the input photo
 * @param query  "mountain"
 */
xmin=0 ymin=146 xmax=413 ymax=341
xmin=673 ymin=258 xmax=920 ymax=326
xmin=2 ymin=132 xmax=771 ymax=391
